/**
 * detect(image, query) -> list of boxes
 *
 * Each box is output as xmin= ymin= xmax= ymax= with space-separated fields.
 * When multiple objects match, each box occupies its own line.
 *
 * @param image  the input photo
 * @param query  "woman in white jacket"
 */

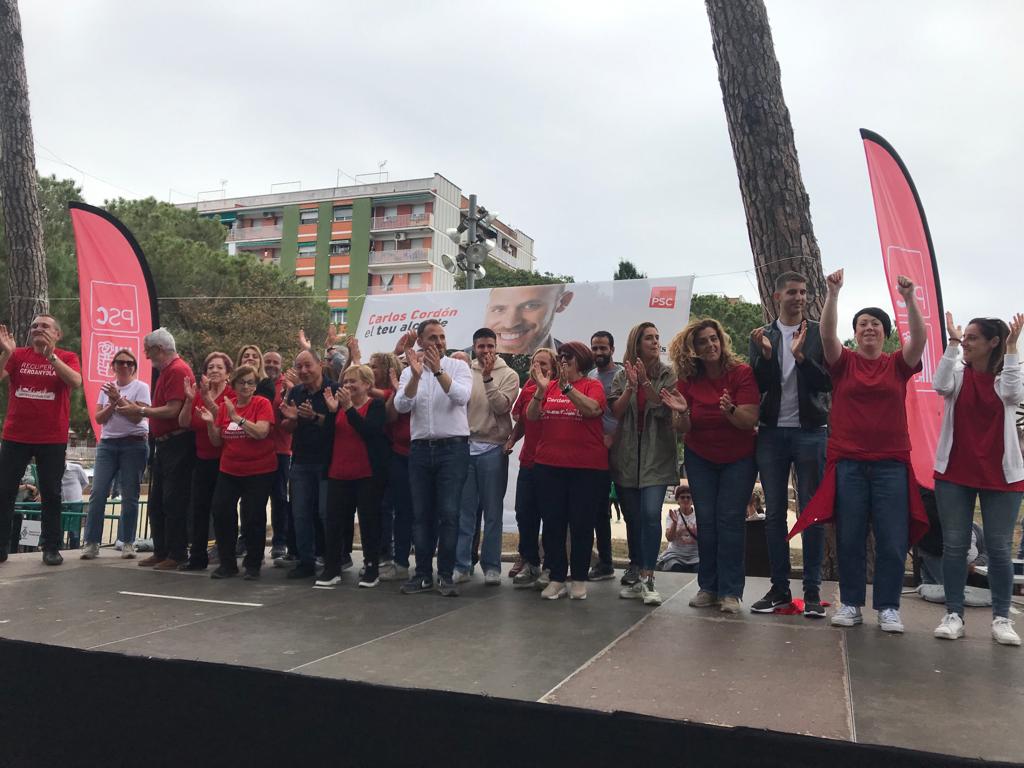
xmin=932 ymin=312 xmax=1024 ymax=646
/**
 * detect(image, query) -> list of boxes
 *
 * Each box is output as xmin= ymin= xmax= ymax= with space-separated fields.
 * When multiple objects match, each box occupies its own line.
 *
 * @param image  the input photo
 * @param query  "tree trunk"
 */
xmin=705 ymin=0 xmax=826 ymax=322
xmin=0 ymin=0 xmax=48 ymax=342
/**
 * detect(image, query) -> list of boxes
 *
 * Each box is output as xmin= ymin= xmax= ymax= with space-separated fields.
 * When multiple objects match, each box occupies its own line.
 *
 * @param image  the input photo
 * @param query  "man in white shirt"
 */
xmin=394 ymin=320 xmax=472 ymax=597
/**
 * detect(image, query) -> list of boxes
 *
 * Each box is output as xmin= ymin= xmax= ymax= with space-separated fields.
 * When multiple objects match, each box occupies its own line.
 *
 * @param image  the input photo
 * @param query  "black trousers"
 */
xmin=325 ymin=476 xmax=385 ymax=572
xmin=535 ymin=464 xmax=608 ymax=582
xmin=0 ymin=441 xmax=66 ymax=552
xmin=188 ymin=457 xmax=220 ymax=565
xmin=595 ymin=486 xmax=614 ymax=568
xmin=270 ymin=453 xmax=290 ymax=547
xmin=149 ymin=432 xmax=195 ymax=561
xmin=212 ymin=471 xmax=274 ymax=571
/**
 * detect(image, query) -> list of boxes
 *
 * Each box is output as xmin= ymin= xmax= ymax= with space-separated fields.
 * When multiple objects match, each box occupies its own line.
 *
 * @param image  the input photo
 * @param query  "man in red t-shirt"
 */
xmin=118 ymin=328 xmax=196 ymax=569
xmin=0 ymin=316 xmax=82 ymax=565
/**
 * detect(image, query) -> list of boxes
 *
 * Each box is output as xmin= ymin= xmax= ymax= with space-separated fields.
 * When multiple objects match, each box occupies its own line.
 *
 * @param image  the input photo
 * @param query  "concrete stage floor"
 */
xmin=1 ymin=551 xmax=1021 ymax=764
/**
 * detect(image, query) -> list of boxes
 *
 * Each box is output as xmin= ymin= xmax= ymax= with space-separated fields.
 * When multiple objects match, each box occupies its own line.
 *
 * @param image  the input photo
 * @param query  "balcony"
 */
xmin=227 ymin=224 xmax=282 ymax=243
xmin=370 ymin=213 xmax=433 ymax=231
xmin=368 ymin=248 xmax=430 ymax=266
xmin=368 ymin=282 xmax=432 ymax=294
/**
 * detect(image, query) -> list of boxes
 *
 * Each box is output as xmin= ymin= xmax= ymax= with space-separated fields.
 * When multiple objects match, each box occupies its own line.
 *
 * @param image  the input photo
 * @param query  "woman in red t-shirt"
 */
xmin=318 ymin=364 xmax=390 ymax=588
xmin=661 ymin=319 xmax=759 ymax=614
xmin=506 ymin=347 xmax=559 ymax=587
xmin=813 ymin=269 xmax=927 ymax=634
xmin=932 ymin=312 xmax=1024 ymax=646
xmin=527 ymin=341 xmax=607 ymax=601
xmin=178 ymin=351 xmax=235 ymax=570
xmin=199 ymin=365 xmax=276 ymax=579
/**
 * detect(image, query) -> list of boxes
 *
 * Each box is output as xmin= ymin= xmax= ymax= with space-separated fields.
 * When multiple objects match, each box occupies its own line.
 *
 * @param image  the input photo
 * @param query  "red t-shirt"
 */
xmin=378 ymin=387 xmax=411 ymax=457
xmin=216 ymin=395 xmax=277 ymax=476
xmin=677 ymin=364 xmax=759 ymax=464
xmin=150 ymin=357 xmax=195 ymax=438
xmin=269 ymin=378 xmax=293 ymax=456
xmin=534 ymin=378 xmax=608 ymax=470
xmin=3 ymin=347 xmax=81 ymax=444
xmin=328 ymin=400 xmax=373 ymax=480
xmin=190 ymin=386 xmax=235 ymax=460
xmin=512 ymin=380 xmax=543 ymax=468
xmin=935 ymin=367 xmax=1024 ymax=492
xmin=828 ymin=348 xmax=921 ymax=460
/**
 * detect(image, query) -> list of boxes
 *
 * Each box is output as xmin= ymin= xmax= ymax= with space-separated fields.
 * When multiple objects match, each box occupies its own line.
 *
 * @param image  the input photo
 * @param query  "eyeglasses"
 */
xmin=557 ymin=354 xmax=573 ymax=362
xmin=236 ymin=379 xmax=258 ymax=388
xmin=113 ymin=360 xmax=136 ymax=368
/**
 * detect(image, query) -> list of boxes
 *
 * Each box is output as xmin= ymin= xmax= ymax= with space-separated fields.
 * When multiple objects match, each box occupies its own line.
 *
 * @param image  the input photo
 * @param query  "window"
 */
xmin=330 ymin=240 xmax=351 ymax=255
xmin=412 ymin=203 xmax=426 ymax=217
xmin=410 ymin=238 xmax=426 ymax=250
xmin=330 ymin=274 xmax=350 ymax=290
xmin=333 ymin=206 xmax=353 ymax=222
xmin=297 ymin=276 xmax=314 ymax=288
xmin=408 ymin=272 xmax=423 ymax=288
xmin=299 ymin=209 xmax=319 ymax=224
xmin=383 ymin=206 xmax=398 ymax=218
xmin=381 ymin=239 xmax=397 ymax=252
xmin=297 ymin=244 xmax=317 ymax=258
xmin=331 ymin=309 xmax=348 ymax=325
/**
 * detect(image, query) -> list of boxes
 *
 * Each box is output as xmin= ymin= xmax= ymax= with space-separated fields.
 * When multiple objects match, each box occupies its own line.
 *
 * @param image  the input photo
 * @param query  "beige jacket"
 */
xmin=467 ymin=356 xmax=520 ymax=445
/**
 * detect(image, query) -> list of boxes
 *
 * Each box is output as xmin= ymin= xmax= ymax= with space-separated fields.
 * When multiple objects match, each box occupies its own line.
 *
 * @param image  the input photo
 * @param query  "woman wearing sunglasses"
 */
xmin=527 ymin=341 xmax=607 ymax=600
xmin=81 ymin=349 xmax=151 ymax=559
xmin=199 ymin=365 xmax=276 ymax=579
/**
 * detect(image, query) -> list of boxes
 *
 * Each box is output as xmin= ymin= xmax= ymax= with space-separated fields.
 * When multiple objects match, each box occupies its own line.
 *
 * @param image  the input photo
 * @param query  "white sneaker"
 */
xmin=619 ymin=582 xmax=643 ymax=600
xmin=992 ymin=617 xmax=1021 ymax=646
xmin=934 ymin=613 xmax=964 ymax=640
xmin=569 ymin=581 xmax=587 ymax=600
xmin=878 ymin=608 xmax=904 ymax=634
xmin=315 ymin=574 xmax=341 ymax=587
xmin=641 ymin=578 xmax=662 ymax=606
xmin=484 ymin=569 xmax=501 ymax=586
xmin=830 ymin=604 xmax=863 ymax=627
xmin=453 ymin=570 xmax=472 ymax=584
xmin=121 ymin=542 xmax=136 ymax=559
xmin=541 ymin=581 xmax=567 ymax=600
xmin=80 ymin=543 xmax=99 ymax=560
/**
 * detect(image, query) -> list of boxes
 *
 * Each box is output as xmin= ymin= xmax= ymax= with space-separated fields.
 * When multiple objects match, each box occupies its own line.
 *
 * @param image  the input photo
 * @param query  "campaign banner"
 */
xmin=69 ymin=203 xmax=159 ymax=438
xmin=355 ymin=276 xmax=695 ymax=357
xmin=861 ymin=129 xmax=946 ymax=489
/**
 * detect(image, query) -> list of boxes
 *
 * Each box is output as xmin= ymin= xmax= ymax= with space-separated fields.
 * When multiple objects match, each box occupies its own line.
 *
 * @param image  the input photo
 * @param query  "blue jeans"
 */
xmin=289 ymin=462 xmax=327 ymax=567
xmin=85 ymin=438 xmax=149 ymax=545
xmin=684 ymin=450 xmax=756 ymax=599
xmin=409 ymin=438 xmax=469 ymax=580
xmin=756 ymin=426 xmax=827 ymax=593
xmin=617 ymin=485 xmax=669 ymax=572
xmin=935 ymin=479 xmax=1023 ymax=619
xmin=456 ymin=446 xmax=508 ymax=574
xmin=835 ymin=459 xmax=908 ymax=610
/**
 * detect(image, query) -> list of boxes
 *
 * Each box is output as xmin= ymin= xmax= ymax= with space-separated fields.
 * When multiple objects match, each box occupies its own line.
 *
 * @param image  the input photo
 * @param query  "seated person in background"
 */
xmin=656 ymin=482 xmax=699 ymax=573
xmin=746 ymin=485 xmax=765 ymax=521
xmin=61 ymin=460 xmax=89 ymax=549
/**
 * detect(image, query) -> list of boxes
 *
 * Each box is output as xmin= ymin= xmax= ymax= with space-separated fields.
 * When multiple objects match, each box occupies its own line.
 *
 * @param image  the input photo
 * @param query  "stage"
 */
xmin=0 ymin=550 xmax=1020 ymax=766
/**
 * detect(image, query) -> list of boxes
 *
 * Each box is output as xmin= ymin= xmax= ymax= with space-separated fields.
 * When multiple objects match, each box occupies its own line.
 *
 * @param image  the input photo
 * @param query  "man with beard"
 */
xmin=0 ymin=316 xmax=82 ymax=565
xmin=483 ymin=284 xmax=574 ymax=356
xmin=587 ymin=331 xmax=622 ymax=582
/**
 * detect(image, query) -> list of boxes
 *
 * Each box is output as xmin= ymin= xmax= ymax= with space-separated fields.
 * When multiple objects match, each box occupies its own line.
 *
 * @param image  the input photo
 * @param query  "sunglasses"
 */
xmin=557 ymin=353 xmax=574 ymax=362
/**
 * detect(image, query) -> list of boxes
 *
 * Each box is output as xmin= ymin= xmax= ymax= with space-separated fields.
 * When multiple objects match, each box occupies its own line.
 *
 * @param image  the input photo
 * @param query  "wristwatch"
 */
xmin=140 ymin=406 xmax=147 ymax=417
xmin=238 ymin=418 xmax=247 ymax=428
xmin=434 ymin=369 xmax=444 ymax=378
xmin=561 ymin=382 xmax=573 ymax=395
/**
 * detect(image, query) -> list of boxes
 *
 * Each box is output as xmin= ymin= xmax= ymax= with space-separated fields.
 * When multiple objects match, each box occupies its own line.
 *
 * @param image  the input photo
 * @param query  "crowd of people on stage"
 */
xmin=0 ymin=269 xmax=1021 ymax=645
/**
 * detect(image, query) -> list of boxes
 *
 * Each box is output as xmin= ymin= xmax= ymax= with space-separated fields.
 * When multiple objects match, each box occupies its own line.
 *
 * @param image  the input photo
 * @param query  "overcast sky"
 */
xmin=21 ymin=0 xmax=1024 ymax=328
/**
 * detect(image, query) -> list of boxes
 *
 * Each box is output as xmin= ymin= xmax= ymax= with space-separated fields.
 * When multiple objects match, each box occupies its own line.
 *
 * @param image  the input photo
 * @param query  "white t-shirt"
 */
xmin=660 ymin=510 xmax=698 ymax=565
xmin=97 ymin=379 xmax=151 ymax=439
xmin=776 ymin=320 xmax=802 ymax=428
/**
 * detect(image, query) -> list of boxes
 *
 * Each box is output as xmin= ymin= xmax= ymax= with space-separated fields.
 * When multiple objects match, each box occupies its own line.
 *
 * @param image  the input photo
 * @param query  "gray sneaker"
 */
xmin=453 ymin=570 xmax=472 ymax=584
xmin=80 ymin=543 xmax=100 ymax=560
xmin=688 ymin=590 xmax=721 ymax=608
xmin=484 ymin=569 xmax=501 ymax=586
xmin=535 ymin=568 xmax=551 ymax=589
xmin=513 ymin=563 xmax=541 ymax=588
xmin=619 ymin=581 xmax=643 ymax=600
xmin=620 ymin=564 xmax=640 ymax=586
xmin=641 ymin=578 xmax=662 ymax=606
xmin=121 ymin=542 xmax=136 ymax=559
xmin=437 ymin=576 xmax=459 ymax=597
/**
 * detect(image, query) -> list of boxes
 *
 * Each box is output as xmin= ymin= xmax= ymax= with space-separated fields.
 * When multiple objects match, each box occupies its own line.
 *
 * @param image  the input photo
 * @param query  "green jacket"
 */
xmin=608 ymin=361 xmax=679 ymax=488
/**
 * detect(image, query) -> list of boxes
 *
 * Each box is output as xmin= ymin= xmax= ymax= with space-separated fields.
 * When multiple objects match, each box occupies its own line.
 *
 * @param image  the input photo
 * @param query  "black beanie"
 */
xmin=852 ymin=307 xmax=892 ymax=338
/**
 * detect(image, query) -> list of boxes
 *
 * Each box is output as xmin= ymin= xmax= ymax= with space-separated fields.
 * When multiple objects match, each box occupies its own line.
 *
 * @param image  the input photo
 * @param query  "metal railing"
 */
xmin=14 ymin=499 xmax=151 ymax=550
xmin=227 ymin=224 xmax=283 ymax=242
xmin=368 ymin=248 xmax=430 ymax=266
xmin=370 ymin=213 xmax=432 ymax=231
xmin=366 ymin=283 xmax=433 ymax=295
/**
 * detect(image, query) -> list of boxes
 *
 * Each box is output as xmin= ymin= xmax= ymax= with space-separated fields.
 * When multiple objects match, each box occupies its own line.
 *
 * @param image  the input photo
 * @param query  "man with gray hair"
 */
xmin=121 ymin=328 xmax=196 ymax=569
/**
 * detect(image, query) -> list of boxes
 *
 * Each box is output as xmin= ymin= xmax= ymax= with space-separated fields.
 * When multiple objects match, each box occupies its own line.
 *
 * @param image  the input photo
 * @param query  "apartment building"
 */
xmin=183 ymin=173 xmax=534 ymax=330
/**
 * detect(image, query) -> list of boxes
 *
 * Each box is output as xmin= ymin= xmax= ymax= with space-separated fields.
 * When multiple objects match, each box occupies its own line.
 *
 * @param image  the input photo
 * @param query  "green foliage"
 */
xmin=843 ymin=335 xmax=902 ymax=353
xmin=454 ymin=260 xmax=573 ymax=290
xmin=613 ymin=259 xmax=646 ymax=280
xmin=0 ymin=177 xmax=329 ymax=439
xmin=688 ymin=293 xmax=765 ymax=352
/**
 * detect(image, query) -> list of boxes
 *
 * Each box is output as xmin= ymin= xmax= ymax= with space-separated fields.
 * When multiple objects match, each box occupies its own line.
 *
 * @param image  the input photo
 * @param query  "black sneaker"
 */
xmin=589 ymin=563 xmax=615 ymax=581
xmin=619 ymin=564 xmax=640 ymax=586
xmin=42 ymin=550 xmax=64 ymax=566
xmin=243 ymin=567 xmax=260 ymax=580
xmin=750 ymin=588 xmax=793 ymax=613
xmin=803 ymin=590 xmax=825 ymax=618
xmin=315 ymin=569 xmax=342 ymax=587
xmin=0 ymin=547 xmax=9 ymax=563
xmin=287 ymin=563 xmax=317 ymax=580
xmin=437 ymin=575 xmax=459 ymax=597
xmin=340 ymin=554 xmax=353 ymax=571
xmin=400 ymin=575 xmax=434 ymax=594
xmin=178 ymin=560 xmax=208 ymax=571
xmin=269 ymin=544 xmax=287 ymax=559
xmin=358 ymin=563 xmax=380 ymax=588
xmin=273 ymin=553 xmax=298 ymax=568
xmin=211 ymin=565 xmax=239 ymax=579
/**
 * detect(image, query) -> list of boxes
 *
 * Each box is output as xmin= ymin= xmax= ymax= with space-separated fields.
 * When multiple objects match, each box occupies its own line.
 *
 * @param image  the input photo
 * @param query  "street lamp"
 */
xmin=441 ymin=193 xmax=496 ymax=289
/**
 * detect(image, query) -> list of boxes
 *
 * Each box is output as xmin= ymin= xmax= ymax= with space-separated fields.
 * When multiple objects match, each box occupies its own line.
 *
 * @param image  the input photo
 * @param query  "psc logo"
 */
xmin=648 ymin=286 xmax=677 ymax=309
xmin=89 ymin=281 xmax=140 ymax=333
